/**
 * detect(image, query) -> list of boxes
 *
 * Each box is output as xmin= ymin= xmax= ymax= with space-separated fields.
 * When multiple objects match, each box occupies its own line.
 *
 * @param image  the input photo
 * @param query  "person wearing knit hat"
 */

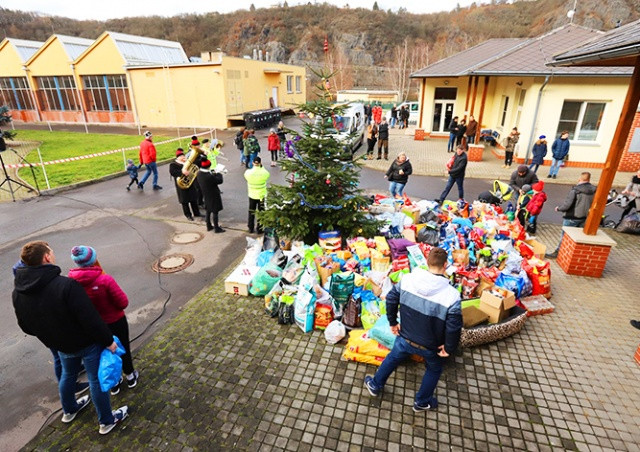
xmin=524 ymin=180 xmax=548 ymax=234
xmin=138 ymin=130 xmax=162 ymax=190
xmin=529 ymin=135 xmax=548 ymax=174
xmin=68 ymin=246 xmax=139 ymax=396
xmin=509 ymin=164 xmax=539 ymax=195
xmin=169 ymin=148 xmax=201 ymax=221
xmin=196 ymin=158 xmax=225 ymax=233
xmin=125 ymin=159 xmax=141 ymax=191
xmin=13 ymin=241 xmax=129 ymax=433
xmin=515 ymin=184 xmax=533 ymax=229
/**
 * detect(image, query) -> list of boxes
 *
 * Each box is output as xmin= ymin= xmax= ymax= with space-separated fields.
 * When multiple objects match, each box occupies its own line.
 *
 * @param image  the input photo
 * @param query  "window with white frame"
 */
xmin=500 ymin=95 xmax=509 ymax=127
xmin=0 ymin=77 xmax=35 ymax=110
xmin=286 ymin=75 xmax=293 ymax=93
xmin=82 ymin=75 xmax=130 ymax=112
xmin=295 ymin=75 xmax=301 ymax=93
xmin=35 ymin=76 xmax=79 ymax=111
xmin=557 ymin=101 xmax=606 ymax=141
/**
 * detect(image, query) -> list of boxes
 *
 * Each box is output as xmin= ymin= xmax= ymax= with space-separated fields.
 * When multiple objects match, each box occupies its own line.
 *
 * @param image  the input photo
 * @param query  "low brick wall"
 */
xmin=557 ymin=233 xmax=612 ymax=278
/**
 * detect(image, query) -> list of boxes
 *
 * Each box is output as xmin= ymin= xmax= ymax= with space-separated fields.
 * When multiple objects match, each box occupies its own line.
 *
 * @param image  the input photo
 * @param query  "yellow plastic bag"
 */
xmin=345 ymin=330 xmax=390 ymax=359
xmin=342 ymin=349 xmax=386 ymax=366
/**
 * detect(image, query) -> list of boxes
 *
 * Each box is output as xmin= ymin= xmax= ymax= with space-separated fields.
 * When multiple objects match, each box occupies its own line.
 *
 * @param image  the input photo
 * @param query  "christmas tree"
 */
xmin=257 ymin=69 xmax=381 ymax=244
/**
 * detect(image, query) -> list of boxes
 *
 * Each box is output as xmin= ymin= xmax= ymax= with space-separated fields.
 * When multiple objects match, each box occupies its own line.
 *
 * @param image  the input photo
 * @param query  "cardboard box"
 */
xmin=525 ymin=239 xmax=547 ymax=260
xmin=462 ymin=305 xmax=489 ymax=328
xmin=224 ymin=265 xmax=260 ymax=296
xmin=479 ymin=287 xmax=516 ymax=323
xmin=401 ymin=206 xmax=420 ymax=224
xmin=402 ymin=228 xmax=416 ymax=242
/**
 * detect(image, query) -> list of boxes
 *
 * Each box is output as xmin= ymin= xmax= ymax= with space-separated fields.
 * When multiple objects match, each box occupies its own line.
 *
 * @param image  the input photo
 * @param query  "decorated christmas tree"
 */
xmin=257 ymin=69 xmax=380 ymax=244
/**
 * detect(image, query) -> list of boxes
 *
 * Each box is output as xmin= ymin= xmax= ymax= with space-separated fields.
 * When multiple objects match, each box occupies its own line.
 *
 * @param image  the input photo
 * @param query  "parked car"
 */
xmin=315 ymin=103 xmax=365 ymax=153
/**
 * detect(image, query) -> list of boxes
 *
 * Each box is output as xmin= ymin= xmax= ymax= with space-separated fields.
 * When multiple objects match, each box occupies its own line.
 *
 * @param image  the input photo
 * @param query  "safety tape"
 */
xmin=1 ymin=130 xmax=214 ymax=169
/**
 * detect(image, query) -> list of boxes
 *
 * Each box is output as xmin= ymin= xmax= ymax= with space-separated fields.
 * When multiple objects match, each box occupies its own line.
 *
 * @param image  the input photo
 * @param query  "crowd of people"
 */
xmin=12 ymin=113 xmax=640 ymax=438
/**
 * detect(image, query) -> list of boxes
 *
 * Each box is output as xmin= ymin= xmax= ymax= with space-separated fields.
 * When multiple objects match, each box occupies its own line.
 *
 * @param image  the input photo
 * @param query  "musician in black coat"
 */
xmin=169 ymin=149 xmax=201 ymax=221
xmin=196 ymin=159 xmax=225 ymax=233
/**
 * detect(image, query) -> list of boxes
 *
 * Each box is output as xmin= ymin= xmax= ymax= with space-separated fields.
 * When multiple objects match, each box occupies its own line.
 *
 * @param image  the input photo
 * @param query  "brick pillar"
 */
xmin=467 ymin=144 xmax=484 ymax=162
xmin=556 ymin=227 xmax=616 ymax=278
xmin=618 ymin=111 xmax=640 ymax=172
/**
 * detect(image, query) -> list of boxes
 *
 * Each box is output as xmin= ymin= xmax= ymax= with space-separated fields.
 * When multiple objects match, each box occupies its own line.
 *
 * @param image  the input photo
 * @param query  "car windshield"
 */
xmin=316 ymin=116 xmax=352 ymax=133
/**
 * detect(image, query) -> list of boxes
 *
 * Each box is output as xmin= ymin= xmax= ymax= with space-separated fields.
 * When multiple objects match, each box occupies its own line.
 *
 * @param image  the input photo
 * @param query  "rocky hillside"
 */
xmin=1 ymin=0 xmax=639 ymax=95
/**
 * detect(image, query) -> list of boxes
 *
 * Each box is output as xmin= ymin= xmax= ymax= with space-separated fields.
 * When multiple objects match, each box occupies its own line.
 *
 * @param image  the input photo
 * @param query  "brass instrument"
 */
xmin=176 ymin=147 xmax=204 ymax=189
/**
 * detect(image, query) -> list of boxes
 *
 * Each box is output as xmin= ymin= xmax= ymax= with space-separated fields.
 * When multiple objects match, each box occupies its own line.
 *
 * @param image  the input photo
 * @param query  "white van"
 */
xmin=316 ymin=103 xmax=365 ymax=153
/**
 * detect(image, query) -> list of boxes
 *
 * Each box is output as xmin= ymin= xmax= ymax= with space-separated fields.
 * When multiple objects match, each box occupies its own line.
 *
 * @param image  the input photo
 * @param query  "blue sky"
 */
xmin=1 ymin=0 xmax=490 ymax=20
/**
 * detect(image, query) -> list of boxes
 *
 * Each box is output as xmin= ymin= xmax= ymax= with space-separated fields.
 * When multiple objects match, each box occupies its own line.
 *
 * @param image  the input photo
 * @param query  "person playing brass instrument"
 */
xmin=169 ymin=148 xmax=201 ymax=221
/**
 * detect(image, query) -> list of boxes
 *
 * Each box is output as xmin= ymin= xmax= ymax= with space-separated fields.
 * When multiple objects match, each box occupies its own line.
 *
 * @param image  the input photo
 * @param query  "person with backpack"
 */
xmin=243 ymin=129 xmax=260 ymax=169
xmin=234 ymin=128 xmax=245 ymax=165
xmin=365 ymin=122 xmax=378 ymax=160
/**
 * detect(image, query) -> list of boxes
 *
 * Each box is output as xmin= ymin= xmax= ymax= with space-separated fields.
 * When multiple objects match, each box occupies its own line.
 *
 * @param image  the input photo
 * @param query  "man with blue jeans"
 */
xmin=364 ymin=247 xmax=462 ymax=411
xmin=138 ymin=130 xmax=162 ymax=190
xmin=546 ymin=172 xmax=596 ymax=258
xmin=12 ymin=241 xmax=129 ymax=434
xmin=547 ymin=131 xmax=570 ymax=179
xmin=437 ymin=145 xmax=467 ymax=204
xmin=447 ymin=116 xmax=459 ymax=152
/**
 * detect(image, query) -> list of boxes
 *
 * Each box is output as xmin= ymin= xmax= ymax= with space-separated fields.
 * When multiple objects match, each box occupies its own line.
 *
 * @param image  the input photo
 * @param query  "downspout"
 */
xmin=524 ymin=75 xmax=551 ymax=164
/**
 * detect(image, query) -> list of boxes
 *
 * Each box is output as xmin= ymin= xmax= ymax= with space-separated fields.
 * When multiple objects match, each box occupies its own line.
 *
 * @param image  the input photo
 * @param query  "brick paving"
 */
xmin=22 ymin=224 xmax=640 ymax=451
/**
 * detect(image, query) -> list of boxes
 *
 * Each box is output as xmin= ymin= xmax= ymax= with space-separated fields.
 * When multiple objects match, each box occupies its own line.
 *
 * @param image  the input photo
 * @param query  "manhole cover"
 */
xmin=171 ymin=231 xmax=204 ymax=244
xmin=152 ymin=253 xmax=194 ymax=273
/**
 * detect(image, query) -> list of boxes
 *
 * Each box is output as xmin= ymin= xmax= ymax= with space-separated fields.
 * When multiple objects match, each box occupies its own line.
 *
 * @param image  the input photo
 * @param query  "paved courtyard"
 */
xmin=22 ymin=224 xmax=640 ymax=451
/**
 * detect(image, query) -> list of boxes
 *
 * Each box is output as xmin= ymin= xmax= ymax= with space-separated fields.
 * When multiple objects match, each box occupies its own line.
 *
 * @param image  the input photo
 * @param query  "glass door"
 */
xmin=432 ymin=101 xmax=455 ymax=132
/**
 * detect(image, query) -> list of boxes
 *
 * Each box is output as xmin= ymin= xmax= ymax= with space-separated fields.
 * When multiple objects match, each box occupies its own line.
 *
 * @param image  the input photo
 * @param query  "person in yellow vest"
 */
xmin=244 ymin=156 xmax=270 ymax=234
xmin=202 ymin=138 xmax=224 ymax=169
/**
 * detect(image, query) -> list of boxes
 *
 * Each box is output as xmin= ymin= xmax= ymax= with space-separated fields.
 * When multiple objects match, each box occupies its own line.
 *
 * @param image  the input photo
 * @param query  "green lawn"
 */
xmin=16 ymin=130 xmax=190 ymax=189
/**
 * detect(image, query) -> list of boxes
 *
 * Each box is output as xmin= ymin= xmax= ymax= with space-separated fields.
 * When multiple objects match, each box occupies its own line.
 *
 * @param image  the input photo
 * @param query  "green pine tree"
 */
xmin=0 ymin=105 xmax=17 ymax=140
xmin=373 ymin=1 xmax=379 ymax=11
xmin=257 ymin=68 xmax=381 ymax=244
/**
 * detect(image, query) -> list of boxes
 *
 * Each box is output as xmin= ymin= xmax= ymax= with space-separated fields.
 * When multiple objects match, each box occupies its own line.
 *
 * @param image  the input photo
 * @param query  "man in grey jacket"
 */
xmin=546 ymin=172 xmax=596 ymax=258
xmin=509 ymin=165 xmax=539 ymax=194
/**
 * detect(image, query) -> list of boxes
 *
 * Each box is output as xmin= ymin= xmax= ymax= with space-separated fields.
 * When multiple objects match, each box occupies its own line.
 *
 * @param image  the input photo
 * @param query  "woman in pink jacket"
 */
xmin=68 ymin=246 xmax=138 ymax=395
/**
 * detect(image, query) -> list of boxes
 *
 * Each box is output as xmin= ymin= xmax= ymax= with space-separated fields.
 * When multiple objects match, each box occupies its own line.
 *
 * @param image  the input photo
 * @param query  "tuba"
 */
xmin=176 ymin=147 xmax=204 ymax=189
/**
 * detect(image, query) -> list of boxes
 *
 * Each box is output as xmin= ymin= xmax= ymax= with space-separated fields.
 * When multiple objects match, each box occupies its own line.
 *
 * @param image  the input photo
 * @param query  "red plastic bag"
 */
xmin=446 ymin=154 xmax=455 ymax=170
xmin=522 ymin=258 xmax=551 ymax=298
xmin=392 ymin=256 xmax=410 ymax=272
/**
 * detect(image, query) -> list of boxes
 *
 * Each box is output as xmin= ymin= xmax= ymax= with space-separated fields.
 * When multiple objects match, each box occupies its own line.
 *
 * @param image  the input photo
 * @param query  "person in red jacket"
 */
xmin=267 ymin=128 xmax=280 ymax=167
xmin=68 ymin=246 xmax=139 ymax=395
xmin=138 ymin=131 xmax=162 ymax=190
xmin=523 ymin=181 xmax=548 ymax=234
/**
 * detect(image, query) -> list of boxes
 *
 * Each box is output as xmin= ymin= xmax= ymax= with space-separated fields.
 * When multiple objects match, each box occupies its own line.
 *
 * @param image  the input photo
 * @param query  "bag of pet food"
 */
xmin=249 ymin=263 xmax=283 ymax=296
xmin=294 ymin=286 xmax=316 ymax=333
xmin=329 ymin=271 xmax=355 ymax=317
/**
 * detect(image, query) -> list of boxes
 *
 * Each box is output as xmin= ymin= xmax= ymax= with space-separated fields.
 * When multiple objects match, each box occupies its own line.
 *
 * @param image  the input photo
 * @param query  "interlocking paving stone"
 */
xmin=20 ymin=225 xmax=640 ymax=451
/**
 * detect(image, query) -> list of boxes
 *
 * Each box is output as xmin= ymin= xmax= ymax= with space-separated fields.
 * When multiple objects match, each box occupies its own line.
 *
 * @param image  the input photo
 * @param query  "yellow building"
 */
xmin=23 ymin=34 xmax=94 ymax=123
xmin=411 ymin=25 xmax=633 ymax=167
xmin=72 ymin=31 xmax=189 ymax=125
xmin=0 ymin=38 xmax=44 ymax=122
xmin=127 ymin=53 xmax=306 ymax=129
xmin=337 ymin=89 xmax=400 ymax=104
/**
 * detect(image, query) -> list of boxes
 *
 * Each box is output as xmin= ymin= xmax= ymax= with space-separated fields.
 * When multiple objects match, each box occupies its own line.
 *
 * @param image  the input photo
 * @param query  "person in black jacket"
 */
xmin=196 ymin=159 xmax=225 ymax=233
xmin=12 ymin=241 xmax=129 ymax=435
xmin=169 ymin=149 xmax=201 ymax=221
xmin=447 ymin=116 xmax=459 ymax=152
xmin=377 ymin=117 xmax=390 ymax=160
xmin=385 ymin=151 xmax=413 ymax=199
xmin=437 ymin=145 xmax=468 ymax=203
xmin=455 ymin=118 xmax=467 ymax=148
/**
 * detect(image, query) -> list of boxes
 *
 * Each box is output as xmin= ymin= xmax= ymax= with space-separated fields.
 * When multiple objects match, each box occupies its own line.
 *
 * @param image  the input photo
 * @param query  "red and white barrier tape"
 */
xmin=1 ymin=130 xmax=214 ymax=169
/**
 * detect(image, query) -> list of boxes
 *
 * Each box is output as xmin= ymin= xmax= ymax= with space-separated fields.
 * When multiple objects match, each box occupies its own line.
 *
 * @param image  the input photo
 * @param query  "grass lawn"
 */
xmin=16 ymin=130 xmax=192 ymax=189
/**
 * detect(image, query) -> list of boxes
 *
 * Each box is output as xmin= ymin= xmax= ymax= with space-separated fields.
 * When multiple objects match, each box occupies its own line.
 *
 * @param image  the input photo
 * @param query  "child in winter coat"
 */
xmin=68 ymin=246 xmax=138 ymax=395
xmin=126 ymin=159 xmax=141 ymax=191
xmin=524 ymin=181 xmax=548 ymax=234
xmin=267 ymin=129 xmax=280 ymax=167
xmin=515 ymin=184 xmax=533 ymax=228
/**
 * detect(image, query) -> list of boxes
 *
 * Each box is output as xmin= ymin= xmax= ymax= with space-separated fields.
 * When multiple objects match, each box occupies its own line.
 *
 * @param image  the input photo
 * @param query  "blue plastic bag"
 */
xmin=369 ymin=315 xmax=397 ymax=350
xmin=495 ymin=270 xmax=532 ymax=299
xmin=98 ymin=336 xmax=125 ymax=392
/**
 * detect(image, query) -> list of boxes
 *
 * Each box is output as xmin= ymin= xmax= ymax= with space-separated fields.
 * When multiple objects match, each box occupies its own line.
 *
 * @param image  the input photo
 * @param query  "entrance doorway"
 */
xmin=432 ymin=101 xmax=455 ymax=132
xmin=271 ymin=87 xmax=279 ymax=107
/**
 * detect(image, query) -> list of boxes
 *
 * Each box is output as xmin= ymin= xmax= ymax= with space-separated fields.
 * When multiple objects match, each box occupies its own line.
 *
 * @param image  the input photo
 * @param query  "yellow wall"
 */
xmin=0 ymin=41 xmax=28 ymax=77
xmin=337 ymin=92 xmax=400 ymax=103
xmin=75 ymin=34 xmax=126 ymax=77
xmin=128 ymin=64 xmax=227 ymax=128
xmin=221 ymin=56 xmax=306 ymax=114
xmin=418 ymin=75 xmax=629 ymax=164
xmin=26 ymin=38 xmax=75 ymax=77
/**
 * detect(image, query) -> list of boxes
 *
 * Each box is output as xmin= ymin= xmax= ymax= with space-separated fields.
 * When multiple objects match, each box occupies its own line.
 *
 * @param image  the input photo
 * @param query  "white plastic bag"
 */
xmin=242 ymin=237 xmax=263 ymax=266
xmin=324 ymin=320 xmax=346 ymax=344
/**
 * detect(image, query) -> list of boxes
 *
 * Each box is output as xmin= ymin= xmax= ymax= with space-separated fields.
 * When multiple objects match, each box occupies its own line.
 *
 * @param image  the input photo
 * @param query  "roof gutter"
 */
xmin=550 ymin=43 xmax=640 ymax=66
xmin=524 ymin=75 xmax=551 ymax=165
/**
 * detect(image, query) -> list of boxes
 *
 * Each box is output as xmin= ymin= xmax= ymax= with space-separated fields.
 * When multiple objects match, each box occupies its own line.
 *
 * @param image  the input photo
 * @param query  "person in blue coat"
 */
xmin=529 ymin=135 xmax=548 ymax=173
xmin=548 ymin=131 xmax=570 ymax=179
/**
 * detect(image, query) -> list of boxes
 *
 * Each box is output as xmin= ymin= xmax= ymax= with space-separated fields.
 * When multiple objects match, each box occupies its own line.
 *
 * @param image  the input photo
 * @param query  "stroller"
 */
xmin=603 ymin=189 xmax=639 ymax=231
xmin=478 ymin=180 xmax=515 ymax=205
